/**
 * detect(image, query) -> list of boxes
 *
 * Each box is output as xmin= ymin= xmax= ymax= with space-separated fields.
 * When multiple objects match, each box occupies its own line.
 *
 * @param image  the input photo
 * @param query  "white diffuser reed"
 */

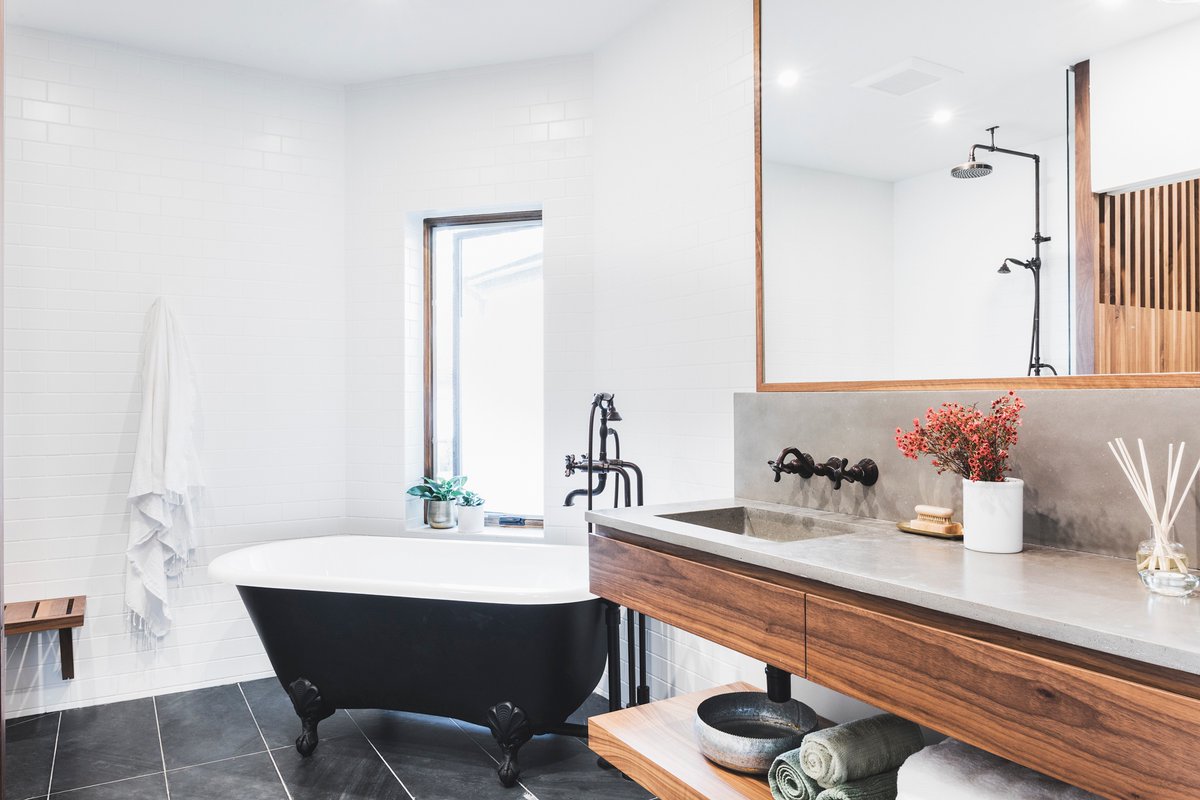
xmin=1107 ymin=438 xmax=1200 ymax=596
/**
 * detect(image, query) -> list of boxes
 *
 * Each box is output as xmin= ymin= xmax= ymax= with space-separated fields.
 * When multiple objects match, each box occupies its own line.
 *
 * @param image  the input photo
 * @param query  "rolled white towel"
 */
xmin=897 ymin=739 xmax=1101 ymax=800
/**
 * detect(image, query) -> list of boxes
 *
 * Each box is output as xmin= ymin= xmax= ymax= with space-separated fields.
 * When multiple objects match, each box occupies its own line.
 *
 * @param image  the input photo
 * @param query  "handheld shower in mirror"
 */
xmin=952 ymin=125 xmax=1056 ymax=377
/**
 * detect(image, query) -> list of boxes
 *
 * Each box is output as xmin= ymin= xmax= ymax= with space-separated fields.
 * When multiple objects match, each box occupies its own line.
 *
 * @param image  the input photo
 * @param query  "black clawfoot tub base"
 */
xmin=487 ymin=702 xmax=532 ymax=787
xmin=234 ymin=583 xmax=606 ymax=784
xmin=289 ymin=678 xmax=335 ymax=756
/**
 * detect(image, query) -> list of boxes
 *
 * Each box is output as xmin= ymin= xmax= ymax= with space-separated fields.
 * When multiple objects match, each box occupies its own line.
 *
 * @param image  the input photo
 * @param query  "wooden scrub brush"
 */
xmin=897 ymin=504 xmax=963 ymax=539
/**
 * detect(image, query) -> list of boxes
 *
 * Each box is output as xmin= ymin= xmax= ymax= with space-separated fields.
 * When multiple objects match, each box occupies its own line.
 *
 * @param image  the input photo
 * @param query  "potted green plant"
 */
xmin=457 ymin=491 xmax=486 ymax=533
xmin=407 ymin=476 xmax=466 ymax=529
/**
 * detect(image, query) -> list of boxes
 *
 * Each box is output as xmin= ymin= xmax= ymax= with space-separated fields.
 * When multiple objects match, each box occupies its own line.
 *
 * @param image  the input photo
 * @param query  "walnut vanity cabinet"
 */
xmin=587 ymin=531 xmax=807 ymax=677
xmin=588 ymin=529 xmax=1200 ymax=800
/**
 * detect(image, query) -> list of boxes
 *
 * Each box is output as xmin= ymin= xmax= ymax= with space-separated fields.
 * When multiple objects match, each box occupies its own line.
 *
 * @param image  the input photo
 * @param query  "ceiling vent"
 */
xmin=852 ymin=57 xmax=962 ymax=96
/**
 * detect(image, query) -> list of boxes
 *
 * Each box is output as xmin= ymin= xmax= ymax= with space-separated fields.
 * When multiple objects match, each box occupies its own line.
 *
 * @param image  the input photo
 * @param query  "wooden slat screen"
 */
xmin=1095 ymin=177 xmax=1200 ymax=373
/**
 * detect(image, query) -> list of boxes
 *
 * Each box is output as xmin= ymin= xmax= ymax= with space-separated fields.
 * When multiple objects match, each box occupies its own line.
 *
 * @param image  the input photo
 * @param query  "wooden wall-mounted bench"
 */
xmin=3 ymin=596 xmax=86 ymax=679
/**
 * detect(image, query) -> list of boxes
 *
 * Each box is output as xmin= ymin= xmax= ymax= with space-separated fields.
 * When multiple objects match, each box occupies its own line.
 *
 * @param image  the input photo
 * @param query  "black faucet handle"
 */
xmin=564 ymin=454 xmax=581 ymax=477
xmin=845 ymin=458 xmax=879 ymax=487
xmin=814 ymin=457 xmax=848 ymax=490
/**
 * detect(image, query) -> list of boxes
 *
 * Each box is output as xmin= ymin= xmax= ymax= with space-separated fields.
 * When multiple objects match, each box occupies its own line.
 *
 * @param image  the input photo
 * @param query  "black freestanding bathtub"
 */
xmin=209 ymin=535 xmax=608 ymax=786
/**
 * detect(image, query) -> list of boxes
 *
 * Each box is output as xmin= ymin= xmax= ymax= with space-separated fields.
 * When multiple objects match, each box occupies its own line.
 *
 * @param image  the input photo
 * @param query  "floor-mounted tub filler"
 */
xmin=209 ymin=535 xmax=607 ymax=787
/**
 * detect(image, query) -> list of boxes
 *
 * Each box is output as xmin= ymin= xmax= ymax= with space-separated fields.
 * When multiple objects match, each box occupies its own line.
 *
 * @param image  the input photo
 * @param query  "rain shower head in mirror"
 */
xmin=951 ymin=125 xmax=1056 ymax=378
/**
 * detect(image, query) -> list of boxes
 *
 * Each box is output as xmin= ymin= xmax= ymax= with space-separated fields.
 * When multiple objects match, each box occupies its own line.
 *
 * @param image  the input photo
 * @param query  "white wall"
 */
xmin=893 ymin=134 xmax=1071 ymax=378
xmin=1092 ymin=16 xmax=1200 ymax=193
xmin=5 ymin=1 xmax=882 ymax=725
xmin=343 ymin=57 xmax=595 ymax=545
xmin=593 ymin=0 xmax=880 ymax=723
xmin=3 ymin=27 xmax=346 ymax=714
xmin=762 ymin=162 xmax=895 ymax=382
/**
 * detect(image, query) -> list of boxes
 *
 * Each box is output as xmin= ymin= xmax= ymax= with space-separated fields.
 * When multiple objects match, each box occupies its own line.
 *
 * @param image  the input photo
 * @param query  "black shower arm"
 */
xmin=968 ymin=143 xmax=1040 ymax=164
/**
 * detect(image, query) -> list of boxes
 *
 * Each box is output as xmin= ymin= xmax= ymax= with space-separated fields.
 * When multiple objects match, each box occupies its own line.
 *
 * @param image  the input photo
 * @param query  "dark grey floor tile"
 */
xmin=511 ymin=734 xmax=653 ymax=800
xmin=49 ymin=773 xmax=168 ymax=800
xmin=51 ymin=698 xmax=163 ymax=793
xmin=5 ymin=712 xmax=59 ymax=800
xmin=156 ymin=683 xmax=265 ymax=769
xmin=351 ymin=709 xmax=529 ymax=800
xmin=567 ymin=693 xmax=614 ymax=726
xmin=458 ymin=722 xmax=653 ymax=800
xmin=240 ymin=677 xmax=358 ymax=749
xmin=273 ymin=731 xmax=411 ymax=800
xmin=166 ymin=752 xmax=288 ymax=800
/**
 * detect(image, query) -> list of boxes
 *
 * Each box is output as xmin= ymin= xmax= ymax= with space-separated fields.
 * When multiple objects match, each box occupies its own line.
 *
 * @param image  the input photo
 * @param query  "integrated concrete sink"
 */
xmin=656 ymin=505 xmax=859 ymax=543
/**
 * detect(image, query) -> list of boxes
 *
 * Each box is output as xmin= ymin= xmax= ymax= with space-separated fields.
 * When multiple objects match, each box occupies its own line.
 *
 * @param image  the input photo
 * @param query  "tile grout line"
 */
xmin=151 ymin=697 xmax=171 ymax=800
xmin=40 ymin=770 xmax=166 ymax=796
xmin=237 ymin=682 xmax=294 ymax=800
xmin=344 ymin=709 xmax=417 ymax=800
xmin=447 ymin=717 xmax=540 ymax=800
xmin=44 ymin=711 xmax=62 ymax=800
xmin=165 ymin=750 xmax=274 ymax=774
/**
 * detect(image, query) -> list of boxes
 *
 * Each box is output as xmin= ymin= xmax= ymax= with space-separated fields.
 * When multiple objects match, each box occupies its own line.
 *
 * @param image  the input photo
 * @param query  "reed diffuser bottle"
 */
xmin=1108 ymin=438 xmax=1200 ymax=597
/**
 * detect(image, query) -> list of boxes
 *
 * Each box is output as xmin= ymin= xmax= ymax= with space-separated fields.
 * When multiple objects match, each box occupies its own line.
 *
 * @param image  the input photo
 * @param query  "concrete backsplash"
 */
xmin=734 ymin=389 xmax=1200 ymax=559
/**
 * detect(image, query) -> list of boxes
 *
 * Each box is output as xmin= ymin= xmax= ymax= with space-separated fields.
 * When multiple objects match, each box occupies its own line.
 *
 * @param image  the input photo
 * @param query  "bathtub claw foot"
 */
xmin=288 ymin=678 xmax=336 ymax=757
xmin=487 ymin=702 xmax=532 ymax=788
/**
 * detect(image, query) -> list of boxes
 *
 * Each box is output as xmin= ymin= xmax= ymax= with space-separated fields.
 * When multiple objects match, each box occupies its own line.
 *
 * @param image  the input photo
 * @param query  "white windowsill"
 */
xmin=399 ymin=524 xmax=545 ymax=542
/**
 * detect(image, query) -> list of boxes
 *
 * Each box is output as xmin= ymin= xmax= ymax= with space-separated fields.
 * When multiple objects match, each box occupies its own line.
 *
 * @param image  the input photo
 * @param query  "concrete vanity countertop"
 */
xmin=586 ymin=498 xmax=1200 ymax=675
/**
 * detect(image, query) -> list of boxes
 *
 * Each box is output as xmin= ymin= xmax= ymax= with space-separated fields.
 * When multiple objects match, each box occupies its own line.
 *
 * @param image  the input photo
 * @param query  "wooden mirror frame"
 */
xmin=752 ymin=0 xmax=1200 ymax=392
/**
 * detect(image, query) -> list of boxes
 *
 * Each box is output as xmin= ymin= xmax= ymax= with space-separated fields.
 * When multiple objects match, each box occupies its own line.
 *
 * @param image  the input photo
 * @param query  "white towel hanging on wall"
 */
xmin=125 ymin=298 xmax=205 ymax=638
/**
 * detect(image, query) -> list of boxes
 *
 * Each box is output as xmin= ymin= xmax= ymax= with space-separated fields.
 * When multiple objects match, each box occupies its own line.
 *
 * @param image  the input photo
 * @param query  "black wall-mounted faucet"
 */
xmin=769 ymin=448 xmax=878 ymax=490
xmin=768 ymin=448 xmax=815 ymax=482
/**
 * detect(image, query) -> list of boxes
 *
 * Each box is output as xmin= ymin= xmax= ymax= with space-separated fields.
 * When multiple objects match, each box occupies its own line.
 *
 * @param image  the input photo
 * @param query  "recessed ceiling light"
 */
xmin=777 ymin=69 xmax=800 ymax=88
xmin=931 ymin=109 xmax=954 ymax=125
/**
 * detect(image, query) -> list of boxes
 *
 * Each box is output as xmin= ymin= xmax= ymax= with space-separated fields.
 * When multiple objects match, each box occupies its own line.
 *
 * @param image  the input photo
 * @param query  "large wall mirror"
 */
xmin=757 ymin=0 xmax=1200 ymax=390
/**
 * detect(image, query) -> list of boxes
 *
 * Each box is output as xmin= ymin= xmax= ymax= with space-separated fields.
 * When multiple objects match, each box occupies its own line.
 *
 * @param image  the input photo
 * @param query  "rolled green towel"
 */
xmin=799 ymin=714 xmax=923 ymax=788
xmin=769 ymin=748 xmax=823 ymax=800
xmin=814 ymin=770 xmax=898 ymax=800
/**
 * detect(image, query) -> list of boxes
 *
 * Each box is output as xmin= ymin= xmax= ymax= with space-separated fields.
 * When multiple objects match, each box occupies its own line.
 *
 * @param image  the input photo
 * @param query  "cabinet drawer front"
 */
xmin=807 ymin=596 xmax=1200 ymax=800
xmin=590 ymin=533 xmax=806 ymax=676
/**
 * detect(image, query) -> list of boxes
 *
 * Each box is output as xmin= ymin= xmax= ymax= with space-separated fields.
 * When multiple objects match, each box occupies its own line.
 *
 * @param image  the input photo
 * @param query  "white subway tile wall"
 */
xmin=2 ymin=0 xmax=852 ymax=721
xmin=4 ymin=27 xmax=347 ymax=715
xmin=343 ymin=57 xmax=595 ymax=544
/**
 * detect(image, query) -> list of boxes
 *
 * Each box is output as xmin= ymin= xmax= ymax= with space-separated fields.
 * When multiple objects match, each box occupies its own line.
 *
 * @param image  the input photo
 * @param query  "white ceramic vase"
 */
xmin=961 ymin=477 xmax=1024 ymax=553
xmin=457 ymin=505 xmax=485 ymax=533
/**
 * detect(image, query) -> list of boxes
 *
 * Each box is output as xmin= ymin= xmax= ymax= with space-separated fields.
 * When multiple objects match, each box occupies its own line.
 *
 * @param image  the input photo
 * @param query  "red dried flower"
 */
xmin=894 ymin=393 xmax=1024 ymax=482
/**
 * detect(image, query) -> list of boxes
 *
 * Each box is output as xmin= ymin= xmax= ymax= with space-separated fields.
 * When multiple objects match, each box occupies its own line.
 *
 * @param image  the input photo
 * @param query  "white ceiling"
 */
xmin=762 ymin=0 xmax=1200 ymax=182
xmin=8 ymin=0 xmax=661 ymax=85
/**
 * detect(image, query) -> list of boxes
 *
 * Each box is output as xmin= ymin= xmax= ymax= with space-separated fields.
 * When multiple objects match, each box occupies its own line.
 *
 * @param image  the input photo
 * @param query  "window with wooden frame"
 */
xmin=424 ymin=212 xmax=545 ymax=525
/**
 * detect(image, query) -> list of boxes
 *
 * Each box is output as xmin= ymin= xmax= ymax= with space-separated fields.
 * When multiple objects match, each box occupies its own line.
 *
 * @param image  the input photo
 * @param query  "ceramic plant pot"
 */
xmin=457 ymin=505 xmax=485 ymax=533
xmin=962 ymin=477 xmax=1024 ymax=553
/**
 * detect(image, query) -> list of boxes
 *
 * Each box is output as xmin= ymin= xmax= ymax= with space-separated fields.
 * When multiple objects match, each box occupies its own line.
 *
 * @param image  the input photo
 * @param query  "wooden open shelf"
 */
xmin=589 ymin=682 xmax=786 ymax=800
